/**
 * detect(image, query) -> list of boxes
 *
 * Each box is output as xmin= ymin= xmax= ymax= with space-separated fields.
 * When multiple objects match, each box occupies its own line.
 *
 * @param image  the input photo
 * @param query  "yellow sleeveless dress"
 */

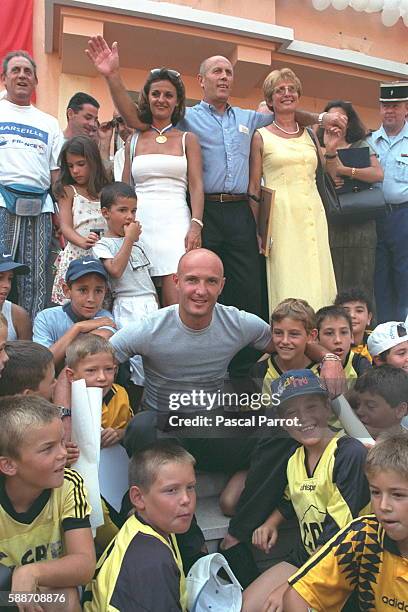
xmin=258 ymin=127 xmax=337 ymax=313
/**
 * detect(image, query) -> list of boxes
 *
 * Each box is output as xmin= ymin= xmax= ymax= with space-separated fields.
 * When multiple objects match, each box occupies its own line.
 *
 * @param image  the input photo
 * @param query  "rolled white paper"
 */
xmin=71 ymin=380 xmax=104 ymax=530
xmin=331 ymin=394 xmax=375 ymax=446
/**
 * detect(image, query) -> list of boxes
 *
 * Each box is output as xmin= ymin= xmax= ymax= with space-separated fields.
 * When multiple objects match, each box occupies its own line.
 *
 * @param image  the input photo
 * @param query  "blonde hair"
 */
xmin=0 ymin=395 xmax=60 ymax=458
xmin=129 ymin=441 xmax=196 ymax=491
xmin=365 ymin=430 xmax=408 ymax=481
xmin=271 ymin=298 xmax=316 ymax=334
xmin=263 ymin=68 xmax=302 ymax=103
xmin=65 ymin=333 xmax=115 ymax=369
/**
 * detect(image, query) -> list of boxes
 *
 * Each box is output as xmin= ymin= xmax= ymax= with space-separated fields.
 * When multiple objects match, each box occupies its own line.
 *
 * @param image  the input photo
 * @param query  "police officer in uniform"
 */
xmin=368 ymin=82 xmax=408 ymax=322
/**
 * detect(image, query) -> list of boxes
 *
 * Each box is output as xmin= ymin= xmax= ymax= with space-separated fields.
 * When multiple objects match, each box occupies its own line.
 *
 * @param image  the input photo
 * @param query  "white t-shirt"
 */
xmin=0 ymin=99 xmax=63 ymax=212
xmin=92 ymin=237 xmax=156 ymax=299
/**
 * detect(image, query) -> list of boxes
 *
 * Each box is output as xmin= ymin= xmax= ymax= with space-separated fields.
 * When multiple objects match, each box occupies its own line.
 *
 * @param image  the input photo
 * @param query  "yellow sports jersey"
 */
xmin=262 ymin=354 xmax=319 ymax=404
xmin=102 ymin=383 xmax=133 ymax=430
xmin=351 ymin=330 xmax=373 ymax=363
xmin=343 ymin=350 xmax=372 ymax=383
xmin=83 ymin=514 xmax=187 ymax=612
xmin=0 ymin=469 xmax=90 ymax=568
xmin=279 ymin=434 xmax=370 ymax=557
xmin=289 ymin=515 xmax=408 ymax=612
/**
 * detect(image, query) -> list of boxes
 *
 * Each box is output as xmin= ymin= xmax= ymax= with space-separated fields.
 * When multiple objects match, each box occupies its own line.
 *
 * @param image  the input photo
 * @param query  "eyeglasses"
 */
xmin=150 ymin=68 xmax=181 ymax=79
xmin=397 ymin=323 xmax=407 ymax=338
xmin=273 ymin=85 xmax=298 ymax=96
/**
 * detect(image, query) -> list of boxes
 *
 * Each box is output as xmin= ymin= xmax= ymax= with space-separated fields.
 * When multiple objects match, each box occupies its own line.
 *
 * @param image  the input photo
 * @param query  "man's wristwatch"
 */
xmin=318 ymin=112 xmax=326 ymax=126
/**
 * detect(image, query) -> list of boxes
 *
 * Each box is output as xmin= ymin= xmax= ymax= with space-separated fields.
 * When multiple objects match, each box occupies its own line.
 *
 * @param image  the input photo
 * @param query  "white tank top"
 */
xmin=1 ymin=300 xmax=17 ymax=340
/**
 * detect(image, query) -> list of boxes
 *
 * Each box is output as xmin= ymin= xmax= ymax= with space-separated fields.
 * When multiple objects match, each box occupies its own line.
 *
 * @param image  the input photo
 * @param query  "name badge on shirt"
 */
xmin=239 ymin=124 xmax=249 ymax=135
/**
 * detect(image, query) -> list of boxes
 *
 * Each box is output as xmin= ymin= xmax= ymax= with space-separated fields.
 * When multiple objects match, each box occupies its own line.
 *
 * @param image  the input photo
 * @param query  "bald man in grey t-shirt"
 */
xmin=110 ymin=248 xmax=273 ymax=464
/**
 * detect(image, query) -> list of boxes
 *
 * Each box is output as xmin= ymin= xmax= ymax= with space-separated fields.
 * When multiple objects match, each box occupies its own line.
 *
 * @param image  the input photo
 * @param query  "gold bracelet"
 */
xmin=351 ymin=167 xmax=356 ymax=177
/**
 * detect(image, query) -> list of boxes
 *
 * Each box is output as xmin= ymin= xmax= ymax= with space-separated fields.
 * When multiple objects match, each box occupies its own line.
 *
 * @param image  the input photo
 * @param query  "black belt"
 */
xmin=205 ymin=193 xmax=248 ymax=203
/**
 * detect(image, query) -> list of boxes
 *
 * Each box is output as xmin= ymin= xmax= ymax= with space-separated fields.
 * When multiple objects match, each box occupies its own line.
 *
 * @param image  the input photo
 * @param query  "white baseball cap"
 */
xmin=186 ymin=553 xmax=242 ymax=612
xmin=367 ymin=317 xmax=408 ymax=357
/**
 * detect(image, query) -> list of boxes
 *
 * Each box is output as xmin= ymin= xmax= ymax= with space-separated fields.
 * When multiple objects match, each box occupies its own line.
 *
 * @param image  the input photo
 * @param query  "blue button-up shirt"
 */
xmin=367 ymin=121 xmax=408 ymax=204
xmin=178 ymin=101 xmax=273 ymax=194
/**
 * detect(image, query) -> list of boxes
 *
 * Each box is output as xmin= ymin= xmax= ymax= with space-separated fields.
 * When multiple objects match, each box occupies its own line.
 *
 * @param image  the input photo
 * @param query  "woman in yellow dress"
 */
xmin=249 ymin=68 xmax=337 ymax=314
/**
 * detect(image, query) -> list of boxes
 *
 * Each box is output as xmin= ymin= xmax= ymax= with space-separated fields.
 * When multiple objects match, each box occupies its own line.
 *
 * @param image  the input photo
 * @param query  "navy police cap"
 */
xmin=380 ymin=82 xmax=408 ymax=102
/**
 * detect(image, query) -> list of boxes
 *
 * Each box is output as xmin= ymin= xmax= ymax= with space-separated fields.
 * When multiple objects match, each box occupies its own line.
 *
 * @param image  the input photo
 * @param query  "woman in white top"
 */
xmin=123 ymin=68 xmax=204 ymax=306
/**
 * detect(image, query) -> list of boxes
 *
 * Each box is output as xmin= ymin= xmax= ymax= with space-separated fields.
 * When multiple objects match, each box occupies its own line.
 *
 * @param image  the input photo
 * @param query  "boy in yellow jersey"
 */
xmin=64 ymin=333 xmax=134 ymax=549
xmin=261 ymin=298 xmax=319 ymax=401
xmin=284 ymin=430 xmax=408 ymax=611
xmin=65 ymin=333 xmax=133 ymax=448
xmin=316 ymin=305 xmax=372 ymax=384
xmin=82 ymin=441 xmax=196 ymax=612
xmin=334 ymin=288 xmax=373 ymax=362
xmin=241 ymin=370 xmax=370 ymax=612
xmin=0 ymin=395 xmax=95 ymax=611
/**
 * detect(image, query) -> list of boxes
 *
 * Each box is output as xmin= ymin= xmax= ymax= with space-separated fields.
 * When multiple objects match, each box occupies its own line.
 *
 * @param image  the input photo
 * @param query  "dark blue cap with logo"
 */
xmin=271 ymin=369 xmax=328 ymax=408
xmin=65 ymin=257 xmax=108 ymax=283
xmin=0 ymin=252 xmax=29 ymax=275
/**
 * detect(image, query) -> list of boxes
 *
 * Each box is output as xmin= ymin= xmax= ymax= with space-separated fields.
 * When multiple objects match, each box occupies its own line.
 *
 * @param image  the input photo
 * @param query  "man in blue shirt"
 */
xmin=368 ymin=82 xmax=408 ymax=323
xmin=85 ymin=36 xmax=345 ymax=378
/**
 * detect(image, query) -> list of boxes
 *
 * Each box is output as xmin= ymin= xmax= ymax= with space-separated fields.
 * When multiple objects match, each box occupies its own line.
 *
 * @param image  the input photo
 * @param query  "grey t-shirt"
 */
xmin=110 ymin=303 xmax=271 ymax=412
xmin=92 ymin=237 xmax=156 ymax=299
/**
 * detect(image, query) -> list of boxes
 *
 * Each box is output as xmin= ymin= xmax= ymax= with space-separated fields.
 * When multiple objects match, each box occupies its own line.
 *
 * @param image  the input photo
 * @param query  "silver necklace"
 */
xmin=273 ymin=120 xmax=300 ymax=135
xmin=151 ymin=123 xmax=173 ymax=144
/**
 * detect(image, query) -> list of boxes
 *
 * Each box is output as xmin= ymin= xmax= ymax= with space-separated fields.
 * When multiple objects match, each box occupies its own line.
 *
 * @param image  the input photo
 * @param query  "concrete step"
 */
xmin=196 ymin=495 xmax=230 ymax=552
xmin=195 ymin=471 xmax=229 ymax=499
xmin=195 ymin=472 xmax=302 ymax=565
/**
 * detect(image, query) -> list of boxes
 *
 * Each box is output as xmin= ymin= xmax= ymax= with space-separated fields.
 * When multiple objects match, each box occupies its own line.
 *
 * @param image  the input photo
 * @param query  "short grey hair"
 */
xmin=2 ymin=50 xmax=37 ymax=80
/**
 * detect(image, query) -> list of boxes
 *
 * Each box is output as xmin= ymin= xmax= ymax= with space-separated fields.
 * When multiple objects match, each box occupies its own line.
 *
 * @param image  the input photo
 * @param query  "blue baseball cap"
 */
xmin=0 ymin=252 xmax=29 ymax=275
xmin=271 ymin=369 xmax=328 ymax=408
xmin=65 ymin=257 xmax=108 ymax=283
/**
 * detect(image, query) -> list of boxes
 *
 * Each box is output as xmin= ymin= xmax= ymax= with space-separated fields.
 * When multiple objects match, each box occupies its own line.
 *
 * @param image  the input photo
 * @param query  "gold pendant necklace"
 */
xmin=151 ymin=123 xmax=173 ymax=144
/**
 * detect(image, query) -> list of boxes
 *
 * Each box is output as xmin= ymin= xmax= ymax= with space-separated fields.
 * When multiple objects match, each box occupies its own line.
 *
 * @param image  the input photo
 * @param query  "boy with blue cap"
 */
xmin=33 ymin=257 xmax=116 ymax=369
xmin=242 ymin=369 xmax=370 ymax=612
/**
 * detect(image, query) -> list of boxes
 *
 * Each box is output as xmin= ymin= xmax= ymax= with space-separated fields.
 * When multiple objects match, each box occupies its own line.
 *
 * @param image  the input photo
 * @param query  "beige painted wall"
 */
xmin=30 ymin=0 xmax=383 ymax=129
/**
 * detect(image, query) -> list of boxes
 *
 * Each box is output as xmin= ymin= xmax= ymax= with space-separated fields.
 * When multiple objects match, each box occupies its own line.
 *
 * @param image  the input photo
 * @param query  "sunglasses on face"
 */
xmin=150 ymin=68 xmax=181 ymax=79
